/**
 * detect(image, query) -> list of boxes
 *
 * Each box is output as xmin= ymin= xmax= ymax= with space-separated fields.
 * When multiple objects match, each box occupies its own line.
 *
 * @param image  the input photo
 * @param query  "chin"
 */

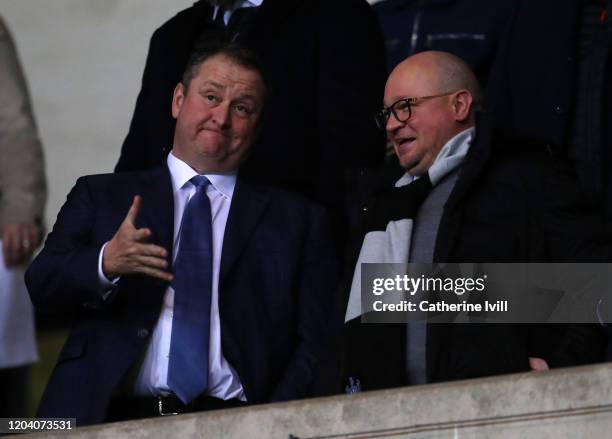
xmin=398 ymin=156 xmax=417 ymax=172
xmin=403 ymin=162 xmax=427 ymax=176
xmin=196 ymin=141 xmax=226 ymax=155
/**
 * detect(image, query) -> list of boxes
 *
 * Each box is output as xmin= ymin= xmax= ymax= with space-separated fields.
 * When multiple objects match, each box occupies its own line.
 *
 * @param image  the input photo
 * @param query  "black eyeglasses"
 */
xmin=375 ymin=92 xmax=455 ymax=129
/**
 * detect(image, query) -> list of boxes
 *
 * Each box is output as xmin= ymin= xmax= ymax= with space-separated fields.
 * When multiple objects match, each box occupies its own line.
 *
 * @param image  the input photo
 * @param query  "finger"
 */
xmin=132 ymin=243 xmax=168 ymax=258
xmin=21 ymin=225 xmax=32 ymax=249
xmin=5 ymin=227 xmax=22 ymax=266
xmin=528 ymin=357 xmax=549 ymax=372
xmin=1 ymin=238 xmax=9 ymax=267
xmin=27 ymin=226 xmax=41 ymax=248
xmin=134 ymin=255 xmax=169 ymax=270
xmin=132 ymin=227 xmax=152 ymax=242
xmin=13 ymin=226 xmax=29 ymax=265
xmin=124 ymin=195 xmax=142 ymax=225
xmin=136 ymin=265 xmax=174 ymax=282
xmin=1 ymin=226 xmax=15 ymax=266
xmin=21 ymin=227 xmax=39 ymax=260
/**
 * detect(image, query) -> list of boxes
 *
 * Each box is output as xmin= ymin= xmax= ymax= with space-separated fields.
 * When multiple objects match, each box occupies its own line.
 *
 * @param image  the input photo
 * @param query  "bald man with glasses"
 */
xmin=343 ymin=50 xmax=608 ymax=393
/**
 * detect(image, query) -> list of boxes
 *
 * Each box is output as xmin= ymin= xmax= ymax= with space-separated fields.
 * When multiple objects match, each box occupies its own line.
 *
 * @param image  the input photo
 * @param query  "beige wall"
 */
xmin=0 ymin=1 xmax=193 ymax=228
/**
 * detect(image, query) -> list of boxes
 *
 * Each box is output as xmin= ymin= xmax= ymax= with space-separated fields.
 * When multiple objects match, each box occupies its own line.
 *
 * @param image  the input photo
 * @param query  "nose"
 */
xmin=212 ymin=103 xmax=231 ymax=129
xmin=385 ymin=111 xmax=404 ymax=136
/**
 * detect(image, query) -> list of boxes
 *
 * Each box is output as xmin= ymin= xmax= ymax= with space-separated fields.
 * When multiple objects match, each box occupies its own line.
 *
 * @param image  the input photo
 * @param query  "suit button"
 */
xmin=137 ymin=328 xmax=149 ymax=338
xmin=554 ymin=105 xmax=564 ymax=114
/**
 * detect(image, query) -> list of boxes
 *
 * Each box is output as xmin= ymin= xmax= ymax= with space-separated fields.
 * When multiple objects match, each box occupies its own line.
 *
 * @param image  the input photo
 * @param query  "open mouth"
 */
xmin=396 ymin=137 xmax=416 ymax=152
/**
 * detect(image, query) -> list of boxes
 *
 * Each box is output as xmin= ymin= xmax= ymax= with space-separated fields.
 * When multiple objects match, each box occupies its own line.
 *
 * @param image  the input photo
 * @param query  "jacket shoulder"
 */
xmin=73 ymin=169 xmax=159 ymax=199
xmin=153 ymin=2 xmax=211 ymax=36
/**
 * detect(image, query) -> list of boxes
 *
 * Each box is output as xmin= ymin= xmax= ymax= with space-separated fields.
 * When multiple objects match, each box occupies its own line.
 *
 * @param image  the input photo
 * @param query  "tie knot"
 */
xmin=190 ymin=175 xmax=210 ymax=191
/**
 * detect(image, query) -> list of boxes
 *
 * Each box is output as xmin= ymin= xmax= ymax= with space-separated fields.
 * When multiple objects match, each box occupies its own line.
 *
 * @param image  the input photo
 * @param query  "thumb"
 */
xmin=529 ymin=357 xmax=549 ymax=372
xmin=124 ymin=195 xmax=142 ymax=226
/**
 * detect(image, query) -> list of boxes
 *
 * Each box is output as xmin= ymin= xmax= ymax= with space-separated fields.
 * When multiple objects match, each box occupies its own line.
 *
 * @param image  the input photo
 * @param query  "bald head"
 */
xmin=383 ymin=51 xmax=481 ymax=175
xmin=389 ymin=51 xmax=482 ymax=112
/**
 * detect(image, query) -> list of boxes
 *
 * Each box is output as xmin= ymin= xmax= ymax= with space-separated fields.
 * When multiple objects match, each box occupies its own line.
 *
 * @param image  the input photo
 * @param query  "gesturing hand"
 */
xmin=102 ymin=195 xmax=173 ymax=282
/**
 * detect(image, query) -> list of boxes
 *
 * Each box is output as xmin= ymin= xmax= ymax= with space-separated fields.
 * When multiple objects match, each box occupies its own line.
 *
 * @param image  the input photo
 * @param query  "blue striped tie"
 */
xmin=168 ymin=175 xmax=213 ymax=403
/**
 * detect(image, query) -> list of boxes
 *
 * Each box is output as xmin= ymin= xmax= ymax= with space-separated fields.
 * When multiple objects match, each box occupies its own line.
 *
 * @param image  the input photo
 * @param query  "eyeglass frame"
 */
xmin=375 ymin=92 xmax=457 ymax=129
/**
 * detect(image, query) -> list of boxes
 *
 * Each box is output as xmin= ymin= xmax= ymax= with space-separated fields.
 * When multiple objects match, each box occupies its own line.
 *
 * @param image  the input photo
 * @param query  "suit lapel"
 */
xmin=220 ymin=179 xmax=270 ymax=284
xmin=137 ymin=166 xmax=175 ymax=261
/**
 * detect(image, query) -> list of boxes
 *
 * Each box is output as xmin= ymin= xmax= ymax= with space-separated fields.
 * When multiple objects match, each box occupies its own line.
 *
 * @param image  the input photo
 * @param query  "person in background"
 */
xmin=0 ymin=15 xmax=47 ymax=418
xmin=372 ymin=0 xmax=516 ymax=84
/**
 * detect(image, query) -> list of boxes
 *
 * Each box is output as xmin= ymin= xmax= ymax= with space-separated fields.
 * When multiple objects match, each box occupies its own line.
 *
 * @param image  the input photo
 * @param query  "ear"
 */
xmin=451 ymin=89 xmax=473 ymax=123
xmin=171 ymin=83 xmax=186 ymax=119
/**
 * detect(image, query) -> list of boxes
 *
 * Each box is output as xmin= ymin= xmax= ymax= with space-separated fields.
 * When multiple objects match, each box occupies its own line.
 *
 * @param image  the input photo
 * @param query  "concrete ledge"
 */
xmin=29 ymin=363 xmax=612 ymax=438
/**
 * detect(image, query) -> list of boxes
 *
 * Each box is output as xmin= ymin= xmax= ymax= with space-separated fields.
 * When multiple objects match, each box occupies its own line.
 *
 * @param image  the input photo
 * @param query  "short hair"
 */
xmin=181 ymin=39 xmax=268 ymax=96
xmin=431 ymin=52 xmax=483 ymax=111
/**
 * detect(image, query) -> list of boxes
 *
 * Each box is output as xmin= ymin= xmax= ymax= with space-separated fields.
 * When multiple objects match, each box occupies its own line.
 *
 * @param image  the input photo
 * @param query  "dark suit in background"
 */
xmin=372 ymin=0 xmax=516 ymax=84
xmin=116 ymin=0 xmax=387 ymax=249
xmin=485 ymin=0 xmax=612 ymax=216
xmin=483 ymin=0 xmax=612 ymax=358
xmin=26 ymin=166 xmax=337 ymax=425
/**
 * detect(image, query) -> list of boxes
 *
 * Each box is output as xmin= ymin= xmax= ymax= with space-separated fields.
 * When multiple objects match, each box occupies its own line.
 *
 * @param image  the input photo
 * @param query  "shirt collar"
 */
xmin=167 ymin=151 xmax=237 ymax=199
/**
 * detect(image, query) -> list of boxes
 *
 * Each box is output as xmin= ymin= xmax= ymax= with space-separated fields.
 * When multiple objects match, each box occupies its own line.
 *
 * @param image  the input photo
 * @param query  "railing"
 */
xmin=26 ymin=363 xmax=612 ymax=438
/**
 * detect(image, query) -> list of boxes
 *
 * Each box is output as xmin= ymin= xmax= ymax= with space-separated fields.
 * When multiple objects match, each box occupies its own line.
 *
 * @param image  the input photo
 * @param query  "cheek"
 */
xmin=234 ymin=121 xmax=257 ymax=141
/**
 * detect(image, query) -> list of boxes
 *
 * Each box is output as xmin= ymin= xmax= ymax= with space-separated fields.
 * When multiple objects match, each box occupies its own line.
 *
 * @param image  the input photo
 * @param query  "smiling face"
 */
xmin=171 ymin=54 xmax=266 ymax=173
xmin=384 ymin=54 xmax=471 ymax=176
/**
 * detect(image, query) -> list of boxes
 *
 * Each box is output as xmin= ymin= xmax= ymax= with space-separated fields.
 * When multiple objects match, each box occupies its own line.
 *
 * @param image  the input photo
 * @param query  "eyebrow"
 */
xmin=384 ymin=96 xmax=411 ymax=106
xmin=235 ymin=93 xmax=259 ymax=103
xmin=199 ymin=81 xmax=261 ymax=104
xmin=200 ymin=81 xmax=225 ymax=90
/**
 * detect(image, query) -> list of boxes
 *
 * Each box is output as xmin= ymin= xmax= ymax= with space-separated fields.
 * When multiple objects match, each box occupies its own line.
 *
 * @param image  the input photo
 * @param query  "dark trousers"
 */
xmin=0 ymin=365 xmax=29 ymax=418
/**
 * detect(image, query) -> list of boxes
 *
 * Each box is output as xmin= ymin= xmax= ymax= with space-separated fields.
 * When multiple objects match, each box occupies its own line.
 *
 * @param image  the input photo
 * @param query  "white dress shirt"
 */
xmin=99 ymin=152 xmax=245 ymax=401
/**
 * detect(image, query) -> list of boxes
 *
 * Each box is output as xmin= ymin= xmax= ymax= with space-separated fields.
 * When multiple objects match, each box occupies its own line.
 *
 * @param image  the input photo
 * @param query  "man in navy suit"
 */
xmin=26 ymin=42 xmax=338 ymax=426
xmin=115 ymin=0 xmax=387 ymax=259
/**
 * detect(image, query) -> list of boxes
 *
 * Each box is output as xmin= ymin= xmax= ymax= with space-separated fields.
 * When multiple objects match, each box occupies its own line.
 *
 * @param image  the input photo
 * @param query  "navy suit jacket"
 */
xmin=26 ymin=165 xmax=338 ymax=425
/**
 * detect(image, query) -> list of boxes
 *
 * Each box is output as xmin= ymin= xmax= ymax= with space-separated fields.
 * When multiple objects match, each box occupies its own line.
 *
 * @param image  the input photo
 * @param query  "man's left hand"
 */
xmin=1 ymin=223 xmax=41 ymax=267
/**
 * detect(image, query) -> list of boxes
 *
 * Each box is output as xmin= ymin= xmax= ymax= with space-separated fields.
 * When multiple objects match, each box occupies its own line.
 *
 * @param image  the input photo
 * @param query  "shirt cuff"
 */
xmin=98 ymin=242 xmax=119 ymax=297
